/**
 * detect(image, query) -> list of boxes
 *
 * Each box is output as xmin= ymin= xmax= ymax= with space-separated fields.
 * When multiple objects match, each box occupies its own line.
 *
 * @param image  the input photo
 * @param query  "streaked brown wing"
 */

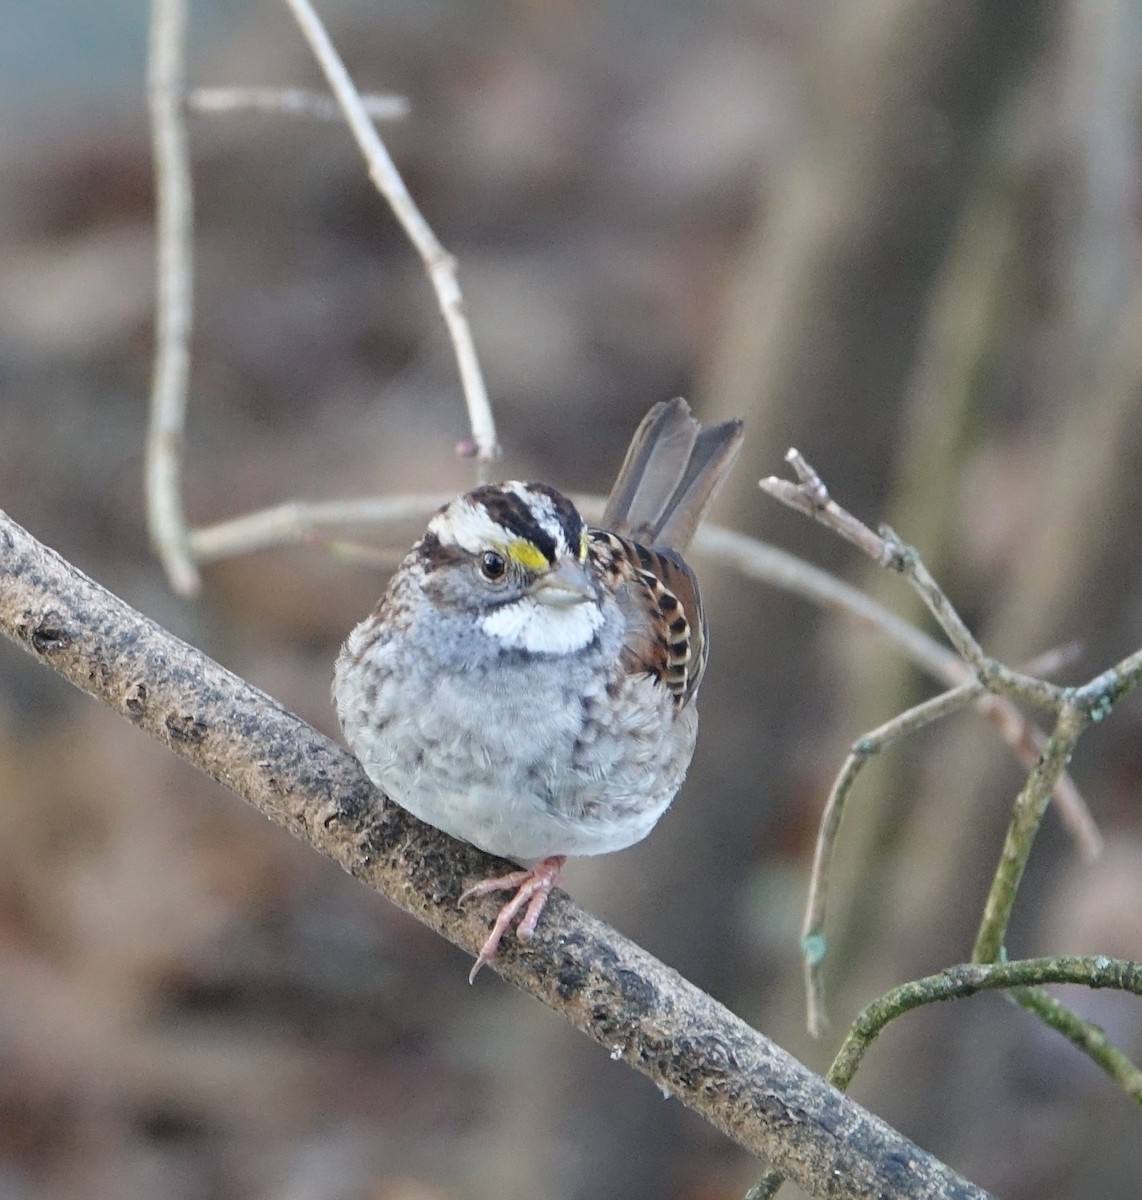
xmin=588 ymin=531 xmax=706 ymax=706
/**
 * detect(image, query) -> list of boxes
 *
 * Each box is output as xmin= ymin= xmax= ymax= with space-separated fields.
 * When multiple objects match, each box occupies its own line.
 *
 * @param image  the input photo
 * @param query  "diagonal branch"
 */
xmin=281 ymin=0 xmax=500 ymax=466
xmin=761 ymin=451 xmax=1064 ymax=708
xmin=0 ymin=507 xmax=989 ymax=1200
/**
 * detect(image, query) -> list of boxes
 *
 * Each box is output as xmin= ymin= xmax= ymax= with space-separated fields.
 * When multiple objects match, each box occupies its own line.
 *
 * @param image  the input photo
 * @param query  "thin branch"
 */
xmin=189 ymin=86 xmax=409 ymax=122
xmin=761 ymin=450 xmax=1063 ymax=709
xmin=743 ymin=1168 xmax=791 ymax=1200
xmin=975 ymin=689 xmax=1102 ymax=861
xmin=0 ymin=508 xmax=990 ymax=1200
xmin=693 ymin=521 xmax=963 ymax=682
xmin=146 ymin=0 xmax=200 ymax=595
xmin=1073 ymin=645 xmax=1142 ymax=715
xmin=830 ymin=957 xmax=1142 ymax=1097
xmin=757 ymin=448 xmax=1142 ymax=1150
xmin=759 ymin=456 xmax=1128 ymax=973
xmin=977 ymin=640 xmax=1142 ymax=976
xmin=802 ymin=645 xmax=1088 ymax=1037
xmin=759 ymin=455 xmax=1097 ymax=824
xmin=281 ymin=0 xmax=500 ymax=465
xmin=972 ymin=702 xmax=1089 ymax=964
xmin=187 ymin=494 xmax=452 ymax=562
xmin=1010 ymin=984 xmax=1142 ymax=1101
xmin=696 ymin=521 xmax=1097 ymax=853
xmin=802 ymin=678 xmax=986 ymax=1037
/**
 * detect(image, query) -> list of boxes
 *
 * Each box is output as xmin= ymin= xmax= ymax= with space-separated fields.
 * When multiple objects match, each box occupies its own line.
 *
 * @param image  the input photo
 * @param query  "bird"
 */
xmin=333 ymin=398 xmax=743 ymax=979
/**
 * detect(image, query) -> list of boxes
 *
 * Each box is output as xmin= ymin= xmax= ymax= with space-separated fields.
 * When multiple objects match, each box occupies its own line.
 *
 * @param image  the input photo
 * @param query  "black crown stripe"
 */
xmin=467 ymin=484 xmax=583 ymax=565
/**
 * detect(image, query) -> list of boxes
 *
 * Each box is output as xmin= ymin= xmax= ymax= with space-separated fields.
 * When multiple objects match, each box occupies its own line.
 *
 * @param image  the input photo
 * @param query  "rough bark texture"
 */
xmin=0 ymin=507 xmax=991 ymax=1200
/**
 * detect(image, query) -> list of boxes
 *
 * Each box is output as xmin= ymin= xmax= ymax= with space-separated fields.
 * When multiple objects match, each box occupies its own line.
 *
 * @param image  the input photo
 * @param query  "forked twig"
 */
xmin=751 ymin=450 xmax=1142 ymax=1200
xmin=828 ymin=956 xmax=1142 ymax=1099
xmin=972 ymin=647 xmax=1142 ymax=965
xmin=801 ymin=644 xmax=1084 ymax=1037
xmin=763 ymin=449 xmax=1141 ymax=1006
xmin=760 ymin=449 xmax=1098 ymax=846
xmin=144 ymin=0 xmax=497 ymax=596
xmin=762 ymin=449 xmax=1063 ymax=708
xmin=745 ymin=954 xmax=1142 ymax=1200
xmin=761 ymin=453 xmax=1129 ymax=1027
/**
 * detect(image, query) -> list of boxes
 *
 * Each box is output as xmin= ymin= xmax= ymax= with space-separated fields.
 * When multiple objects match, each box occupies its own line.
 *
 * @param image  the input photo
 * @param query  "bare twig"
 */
xmin=758 ymin=448 xmax=1142 ymax=1150
xmin=802 ymin=678 xmax=986 ymax=1037
xmin=187 ymin=494 xmax=452 ymax=563
xmin=0 ymin=508 xmax=990 ymax=1200
xmin=972 ymin=642 xmax=1142 ymax=967
xmin=189 ymin=85 xmax=409 ymax=122
xmin=761 ymin=450 xmax=1064 ymax=708
xmin=146 ymin=0 xmax=200 ymax=595
xmin=802 ymin=645 xmax=1088 ymax=1037
xmin=281 ymin=0 xmax=500 ymax=465
xmin=760 ymin=450 xmax=893 ymax=564
xmin=830 ymin=957 xmax=1142 ymax=1098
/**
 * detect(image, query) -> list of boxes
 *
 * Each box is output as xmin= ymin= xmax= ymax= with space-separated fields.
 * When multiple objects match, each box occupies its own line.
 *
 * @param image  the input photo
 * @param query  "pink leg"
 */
xmin=459 ymin=855 xmax=565 ymax=982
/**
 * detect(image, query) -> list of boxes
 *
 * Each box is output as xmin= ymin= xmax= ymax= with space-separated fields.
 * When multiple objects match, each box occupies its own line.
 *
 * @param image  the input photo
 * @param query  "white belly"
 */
xmin=337 ymin=638 xmax=697 ymax=862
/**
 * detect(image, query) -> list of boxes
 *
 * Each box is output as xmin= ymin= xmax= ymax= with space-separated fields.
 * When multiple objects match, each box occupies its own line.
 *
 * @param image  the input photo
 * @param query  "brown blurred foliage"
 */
xmin=1 ymin=2 xmax=1141 ymax=1198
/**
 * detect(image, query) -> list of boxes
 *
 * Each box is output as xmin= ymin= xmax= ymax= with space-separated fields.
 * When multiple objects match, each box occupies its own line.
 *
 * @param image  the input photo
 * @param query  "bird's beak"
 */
xmin=529 ymin=558 xmax=595 ymax=607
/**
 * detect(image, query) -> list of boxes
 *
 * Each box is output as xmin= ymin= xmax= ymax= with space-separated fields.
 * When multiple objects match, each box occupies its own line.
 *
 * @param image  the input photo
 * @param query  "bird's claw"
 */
xmin=460 ymin=855 xmax=565 ymax=982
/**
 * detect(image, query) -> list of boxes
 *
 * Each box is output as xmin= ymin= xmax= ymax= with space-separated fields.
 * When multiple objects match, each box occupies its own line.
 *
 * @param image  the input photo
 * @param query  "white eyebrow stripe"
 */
xmin=427 ymin=498 xmax=507 ymax=554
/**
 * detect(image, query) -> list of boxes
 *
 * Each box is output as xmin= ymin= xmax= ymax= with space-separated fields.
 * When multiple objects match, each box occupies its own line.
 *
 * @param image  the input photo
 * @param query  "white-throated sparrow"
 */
xmin=333 ymin=399 xmax=743 ymax=978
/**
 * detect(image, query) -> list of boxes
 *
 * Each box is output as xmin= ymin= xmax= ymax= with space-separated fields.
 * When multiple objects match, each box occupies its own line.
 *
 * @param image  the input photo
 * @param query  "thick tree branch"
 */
xmin=0 ymin=508 xmax=988 ymax=1200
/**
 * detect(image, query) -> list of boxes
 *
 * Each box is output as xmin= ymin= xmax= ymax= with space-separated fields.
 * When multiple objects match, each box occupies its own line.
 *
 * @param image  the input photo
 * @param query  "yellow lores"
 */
xmin=505 ymin=539 xmax=551 ymax=572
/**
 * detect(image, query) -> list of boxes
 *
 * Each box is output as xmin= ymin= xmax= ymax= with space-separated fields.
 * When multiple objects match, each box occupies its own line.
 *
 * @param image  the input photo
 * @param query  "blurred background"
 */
xmin=1 ymin=0 xmax=1141 ymax=1197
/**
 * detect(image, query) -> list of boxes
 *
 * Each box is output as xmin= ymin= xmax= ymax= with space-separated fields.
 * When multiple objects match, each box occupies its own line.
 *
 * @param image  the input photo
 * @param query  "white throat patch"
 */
xmin=481 ymin=596 xmax=604 ymax=655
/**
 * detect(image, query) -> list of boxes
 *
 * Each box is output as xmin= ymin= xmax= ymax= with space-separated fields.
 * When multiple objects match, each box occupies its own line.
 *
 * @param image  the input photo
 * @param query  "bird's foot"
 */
xmin=459 ymin=855 xmax=566 ymax=983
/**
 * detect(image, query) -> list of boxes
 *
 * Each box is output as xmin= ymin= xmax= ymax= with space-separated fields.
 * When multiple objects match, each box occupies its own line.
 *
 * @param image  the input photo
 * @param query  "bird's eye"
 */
xmin=480 ymin=550 xmax=507 ymax=580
